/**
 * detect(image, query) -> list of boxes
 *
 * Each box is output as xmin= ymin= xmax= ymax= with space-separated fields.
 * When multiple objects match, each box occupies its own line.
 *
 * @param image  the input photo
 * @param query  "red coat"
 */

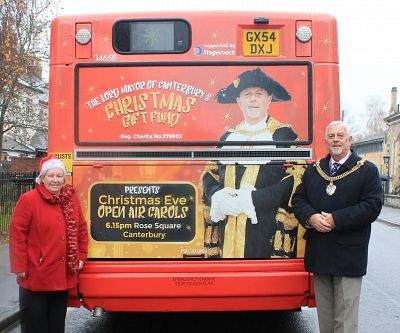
xmin=9 ymin=184 xmax=88 ymax=291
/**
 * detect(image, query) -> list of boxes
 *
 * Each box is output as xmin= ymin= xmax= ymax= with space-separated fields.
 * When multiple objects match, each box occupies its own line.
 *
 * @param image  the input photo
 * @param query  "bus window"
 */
xmin=113 ymin=19 xmax=191 ymax=54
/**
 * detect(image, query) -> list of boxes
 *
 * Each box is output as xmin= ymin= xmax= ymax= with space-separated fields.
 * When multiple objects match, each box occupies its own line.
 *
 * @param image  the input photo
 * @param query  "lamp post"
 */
xmin=383 ymin=155 xmax=390 ymax=194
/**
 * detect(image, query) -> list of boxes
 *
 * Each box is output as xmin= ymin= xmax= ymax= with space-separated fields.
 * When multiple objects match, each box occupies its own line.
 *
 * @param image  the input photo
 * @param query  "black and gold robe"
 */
xmin=202 ymin=116 xmax=305 ymax=259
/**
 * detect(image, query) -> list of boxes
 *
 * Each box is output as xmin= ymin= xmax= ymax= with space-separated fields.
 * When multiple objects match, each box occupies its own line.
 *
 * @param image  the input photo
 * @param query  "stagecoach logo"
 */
xmin=193 ymin=43 xmax=236 ymax=57
xmin=193 ymin=46 xmax=203 ymax=56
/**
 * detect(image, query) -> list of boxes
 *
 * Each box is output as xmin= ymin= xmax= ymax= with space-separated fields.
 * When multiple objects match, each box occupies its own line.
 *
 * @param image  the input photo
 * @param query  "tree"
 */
xmin=363 ymin=95 xmax=388 ymax=137
xmin=0 ymin=0 xmax=58 ymax=158
xmin=344 ymin=95 xmax=389 ymax=140
xmin=341 ymin=107 xmax=364 ymax=140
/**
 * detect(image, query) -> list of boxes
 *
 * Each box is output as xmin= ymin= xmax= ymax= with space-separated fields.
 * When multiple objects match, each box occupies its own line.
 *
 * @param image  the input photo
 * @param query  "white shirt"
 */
xmin=329 ymin=151 xmax=351 ymax=170
xmin=223 ymin=116 xmax=273 ymax=144
xmin=221 ymin=117 xmax=275 ymax=164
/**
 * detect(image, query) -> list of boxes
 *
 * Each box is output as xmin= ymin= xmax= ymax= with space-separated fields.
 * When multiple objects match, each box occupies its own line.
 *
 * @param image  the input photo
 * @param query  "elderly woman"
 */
xmin=9 ymin=155 xmax=88 ymax=333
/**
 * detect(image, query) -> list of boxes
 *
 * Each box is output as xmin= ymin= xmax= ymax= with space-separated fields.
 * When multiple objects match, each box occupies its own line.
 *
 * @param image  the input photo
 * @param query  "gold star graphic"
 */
xmin=321 ymin=104 xmax=329 ymax=112
xmin=57 ymin=101 xmax=68 ymax=108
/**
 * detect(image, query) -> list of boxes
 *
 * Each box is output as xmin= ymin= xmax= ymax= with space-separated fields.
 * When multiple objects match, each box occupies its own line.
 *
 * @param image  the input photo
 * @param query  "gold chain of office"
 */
xmin=314 ymin=158 xmax=366 ymax=196
xmin=234 ymin=128 xmax=270 ymax=136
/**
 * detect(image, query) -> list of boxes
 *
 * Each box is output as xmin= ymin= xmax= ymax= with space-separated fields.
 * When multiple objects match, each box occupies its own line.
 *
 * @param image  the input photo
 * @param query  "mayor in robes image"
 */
xmin=202 ymin=67 xmax=305 ymax=259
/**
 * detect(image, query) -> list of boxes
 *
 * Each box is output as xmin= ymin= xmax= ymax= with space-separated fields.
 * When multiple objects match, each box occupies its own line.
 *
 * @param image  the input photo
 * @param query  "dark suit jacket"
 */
xmin=292 ymin=152 xmax=383 ymax=276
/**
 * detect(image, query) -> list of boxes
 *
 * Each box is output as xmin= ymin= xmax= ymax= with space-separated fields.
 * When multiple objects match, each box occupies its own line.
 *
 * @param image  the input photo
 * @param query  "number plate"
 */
xmin=242 ymin=29 xmax=280 ymax=56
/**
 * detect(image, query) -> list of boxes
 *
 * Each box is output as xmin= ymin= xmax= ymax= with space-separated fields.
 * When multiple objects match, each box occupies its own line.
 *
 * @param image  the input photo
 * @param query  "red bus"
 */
xmin=49 ymin=11 xmax=339 ymax=313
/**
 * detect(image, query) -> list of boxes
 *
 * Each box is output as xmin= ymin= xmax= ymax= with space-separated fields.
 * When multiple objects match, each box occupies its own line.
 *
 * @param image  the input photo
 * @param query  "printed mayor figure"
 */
xmin=202 ymin=68 xmax=304 ymax=259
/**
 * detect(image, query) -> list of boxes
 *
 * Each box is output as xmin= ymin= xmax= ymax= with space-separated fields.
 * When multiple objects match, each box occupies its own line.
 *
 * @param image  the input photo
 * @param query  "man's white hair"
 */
xmin=325 ymin=120 xmax=351 ymax=138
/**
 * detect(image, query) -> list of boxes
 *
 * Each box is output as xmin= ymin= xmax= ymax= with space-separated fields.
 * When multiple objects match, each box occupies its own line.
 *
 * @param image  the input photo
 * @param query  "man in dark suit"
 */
xmin=292 ymin=120 xmax=383 ymax=333
xmin=202 ymin=68 xmax=301 ymax=259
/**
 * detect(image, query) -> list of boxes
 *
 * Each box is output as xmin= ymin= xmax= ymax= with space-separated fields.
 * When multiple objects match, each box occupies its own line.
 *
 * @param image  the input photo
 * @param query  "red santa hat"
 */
xmin=35 ymin=155 xmax=66 ymax=184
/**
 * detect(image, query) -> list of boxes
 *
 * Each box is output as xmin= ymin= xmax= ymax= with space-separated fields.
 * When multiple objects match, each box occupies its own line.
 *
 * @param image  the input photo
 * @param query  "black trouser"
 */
xmin=19 ymin=287 xmax=68 ymax=333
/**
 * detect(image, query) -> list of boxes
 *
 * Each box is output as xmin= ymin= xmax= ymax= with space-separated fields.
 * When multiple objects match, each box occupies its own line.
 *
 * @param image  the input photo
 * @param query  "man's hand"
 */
xmin=236 ymin=184 xmax=258 ymax=224
xmin=308 ymin=213 xmax=333 ymax=232
xmin=216 ymin=188 xmax=241 ymax=216
xmin=210 ymin=187 xmax=241 ymax=222
xmin=321 ymin=211 xmax=335 ymax=229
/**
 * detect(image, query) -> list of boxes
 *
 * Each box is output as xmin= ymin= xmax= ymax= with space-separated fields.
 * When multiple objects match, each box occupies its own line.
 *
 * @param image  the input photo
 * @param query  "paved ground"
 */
xmin=376 ymin=205 xmax=400 ymax=225
xmin=0 ymin=205 xmax=399 ymax=331
xmin=0 ymin=241 xmax=19 ymax=332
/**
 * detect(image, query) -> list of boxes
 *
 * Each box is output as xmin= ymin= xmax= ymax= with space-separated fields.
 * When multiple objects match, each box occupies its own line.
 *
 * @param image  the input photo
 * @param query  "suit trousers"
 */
xmin=314 ymin=274 xmax=363 ymax=333
xmin=19 ymin=287 xmax=68 ymax=333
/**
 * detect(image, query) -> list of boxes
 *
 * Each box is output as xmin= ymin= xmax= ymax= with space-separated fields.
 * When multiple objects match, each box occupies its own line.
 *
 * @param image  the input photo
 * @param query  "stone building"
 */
xmin=352 ymin=132 xmax=385 ymax=175
xmin=351 ymin=86 xmax=399 ymax=203
xmin=384 ymin=87 xmax=400 ymax=194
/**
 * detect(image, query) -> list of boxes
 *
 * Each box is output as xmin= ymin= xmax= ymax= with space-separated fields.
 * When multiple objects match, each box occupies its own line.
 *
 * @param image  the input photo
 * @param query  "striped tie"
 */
xmin=330 ymin=162 xmax=341 ymax=175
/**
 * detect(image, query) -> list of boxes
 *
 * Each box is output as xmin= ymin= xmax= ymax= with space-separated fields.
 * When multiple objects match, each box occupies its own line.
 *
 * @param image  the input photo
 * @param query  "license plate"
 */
xmin=242 ymin=29 xmax=280 ymax=56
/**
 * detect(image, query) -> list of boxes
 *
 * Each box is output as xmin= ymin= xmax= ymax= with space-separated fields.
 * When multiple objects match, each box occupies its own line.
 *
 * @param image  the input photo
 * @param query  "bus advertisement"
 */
xmin=49 ymin=11 xmax=339 ymax=312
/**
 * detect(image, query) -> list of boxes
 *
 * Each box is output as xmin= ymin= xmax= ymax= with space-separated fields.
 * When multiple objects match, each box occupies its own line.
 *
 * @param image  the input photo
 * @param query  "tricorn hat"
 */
xmin=216 ymin=68 xmax=291 ymax=104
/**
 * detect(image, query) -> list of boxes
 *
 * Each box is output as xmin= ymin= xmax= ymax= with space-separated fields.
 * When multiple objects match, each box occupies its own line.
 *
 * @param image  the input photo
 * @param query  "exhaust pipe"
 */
xmin=92 ymin=306 xmax=104 ymax=317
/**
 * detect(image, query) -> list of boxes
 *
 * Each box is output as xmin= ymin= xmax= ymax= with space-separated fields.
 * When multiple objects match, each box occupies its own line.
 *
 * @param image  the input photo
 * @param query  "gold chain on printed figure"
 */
xmin=315 ymin=158 xmax=366 ymax=196
xmin=229 ymin=117 xmax=291 ymax=138
xmin=233 ymin=126 xmax=271 ymax=137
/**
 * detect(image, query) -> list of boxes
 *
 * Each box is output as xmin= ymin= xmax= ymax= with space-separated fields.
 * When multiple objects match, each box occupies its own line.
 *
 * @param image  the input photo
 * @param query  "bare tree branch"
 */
xmin=0 ymin=0 xmax=59 ymax=157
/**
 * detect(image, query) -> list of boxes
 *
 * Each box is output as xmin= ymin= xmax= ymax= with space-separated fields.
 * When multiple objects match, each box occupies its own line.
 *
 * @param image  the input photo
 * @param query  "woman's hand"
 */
xmin=78 ymin=260 xmax=85 ymax=271
xmin=16 ymin=272 xmax=27 ymax=278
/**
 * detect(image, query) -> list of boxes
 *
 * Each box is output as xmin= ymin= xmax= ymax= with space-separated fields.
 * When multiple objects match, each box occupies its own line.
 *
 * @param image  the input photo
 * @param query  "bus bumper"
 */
xmin=76 ymin=259 xmax=315 ymax=312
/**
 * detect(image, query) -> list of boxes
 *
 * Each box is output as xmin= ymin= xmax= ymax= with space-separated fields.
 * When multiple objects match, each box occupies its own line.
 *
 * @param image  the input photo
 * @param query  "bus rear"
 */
xmin=49 ymin=11 xmax=339 ymax=312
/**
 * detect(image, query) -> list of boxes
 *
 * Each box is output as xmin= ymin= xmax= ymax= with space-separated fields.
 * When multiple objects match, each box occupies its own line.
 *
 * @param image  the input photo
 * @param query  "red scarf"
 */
xmin=36 ymin=183 xmax=79 ymax=273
